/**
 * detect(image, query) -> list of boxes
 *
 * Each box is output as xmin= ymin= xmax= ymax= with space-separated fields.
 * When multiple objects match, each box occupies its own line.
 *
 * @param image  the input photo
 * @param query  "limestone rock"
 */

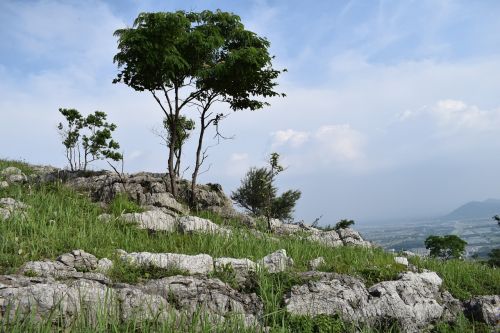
xmin=177 ymin=216 xmax=231 ymax=236
xmin=0 ymin=198 xmax=29 ymax=220
xmin=57 ymin=249 xmax=98 ymax=271
xmin=308 ymin=257 xmax=326 ymax=271
xmin=307 ymin=230 xmax=343 ymax=248
xmin=214 ymin=257 xmax=257 ymax=283
xmin=19 ymin=260 xmax=79 ymax=279
xmin=1 ymin=167 xmax=23 ymax=177
xmin=394 ymin=256 xmax=409 ymax=266
xmin=0 ymin=181 xmax=9 ymax=189
xmin=463 ymin=295 xmax=499 ymax=328
xmin=121 ymin=210 xmax=177 ymax=232
xmin=147 ymin=192 xmax=187 ymax=214
xmin=97 ymin=213 xmax=113 ymax=223
xmin=0 ymin=197 xmax=29 ymax=210
xmin=143 ymin=275 xmax=263 ymax=327
xmin=260 ymin=249 xmax=294 ymax=273
xmin=6 ymin=173 xmax=27 ymax=184
xmin=337 ymin=228 xmax=371 ymax=247
xmin=116 ymin=286 xmax=171 ymax=322
xmin=0 ymin=277 xmax=115 ymax=326
xmin=96 ymin=258 xmax=113 ymax=273
xmin=120 ymin=251 xmax=214 ymax=275
xmin=284 ymin=271 xmax=457 ymax=333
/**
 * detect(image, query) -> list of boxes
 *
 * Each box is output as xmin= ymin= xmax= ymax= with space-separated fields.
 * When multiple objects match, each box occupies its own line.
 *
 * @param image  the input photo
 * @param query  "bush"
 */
xmin=334 ymin=219 xmax=355 ymax=230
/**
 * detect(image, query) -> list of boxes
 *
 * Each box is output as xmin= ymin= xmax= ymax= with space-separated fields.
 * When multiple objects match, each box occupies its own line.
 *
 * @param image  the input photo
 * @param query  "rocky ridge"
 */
xmin=0 ymin=164 xmax=498 ymax=331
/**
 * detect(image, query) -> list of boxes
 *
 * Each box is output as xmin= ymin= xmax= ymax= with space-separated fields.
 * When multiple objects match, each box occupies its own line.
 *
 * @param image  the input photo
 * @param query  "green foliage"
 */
xmin=107 ymin=193 xmax=144 ymax=216
xmin=231 ymin=153 xmax=301 ymax=223
xmin=113 ymin=10 xmax=284 ymax=198
xmin=425 ymin=235 xmax=467 ymax=259
xmin=334 ymin=219 xmax=355 ymax=230
xmin=58 ymin=108 xmax=122 ymax=171
xmin=108 ymin=261 xmax=189 ymax=284
xmin=487 ymin=248 xmax=500 ymax=267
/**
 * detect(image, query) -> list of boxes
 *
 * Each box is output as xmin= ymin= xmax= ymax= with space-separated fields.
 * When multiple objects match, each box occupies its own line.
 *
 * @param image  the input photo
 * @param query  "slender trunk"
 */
xmin=191 ymin=110 xmax=206 ymax=207
xmin=168 ymin=86 xmax=179 ymax=198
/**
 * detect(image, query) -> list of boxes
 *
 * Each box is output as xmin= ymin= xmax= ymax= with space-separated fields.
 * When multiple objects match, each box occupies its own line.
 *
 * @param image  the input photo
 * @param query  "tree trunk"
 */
xmin=191 ymin=110 xmax=207 ymax=207
xmin=168 ymin=86 xmax=180 ymax=198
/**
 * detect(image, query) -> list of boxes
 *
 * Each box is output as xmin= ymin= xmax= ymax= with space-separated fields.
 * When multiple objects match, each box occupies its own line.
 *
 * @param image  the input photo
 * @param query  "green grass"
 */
xmin=0 ymin=158 xmax=36 ymax=176
xmin=1 ymin=160 xmax=499 ymax=332
xmin=410 ymin=256 xmax=500 ymax=300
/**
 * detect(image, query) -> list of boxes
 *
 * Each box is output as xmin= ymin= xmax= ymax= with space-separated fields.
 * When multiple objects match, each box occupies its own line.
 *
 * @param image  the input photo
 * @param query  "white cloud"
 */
xmin=314 ymin=125 xmax=364 ymax=161
xmin=430 ymin=99 xmax=500 ymax=132
xmin=271 ymin=129 xmax=309 ymax=148
xmin=230 ymin=153 xmax=249 ymax=162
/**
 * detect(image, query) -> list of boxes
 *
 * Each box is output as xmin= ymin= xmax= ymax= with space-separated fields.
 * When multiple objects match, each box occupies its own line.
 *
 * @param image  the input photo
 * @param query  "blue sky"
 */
xmin=2 ymin=0 xmax=500 ymax=224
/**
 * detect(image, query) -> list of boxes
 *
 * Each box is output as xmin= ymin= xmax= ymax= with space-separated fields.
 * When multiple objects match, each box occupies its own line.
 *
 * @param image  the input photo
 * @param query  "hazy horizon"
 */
xmin=2 ymin=0 xmax=500 ymax=224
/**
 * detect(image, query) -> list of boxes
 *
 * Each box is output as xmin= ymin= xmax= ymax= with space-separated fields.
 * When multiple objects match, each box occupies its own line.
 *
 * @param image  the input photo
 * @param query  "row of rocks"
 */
xmin=18 ymin=248 xmax=294 ymax=283
xmin=271 ymin=219 xmax=372 ymax=248
xmin=101 ymin=209 xmax=233 ymax=236
xmin=0 ymin=274 xmax=262 ymax=329
xmin=5 ymin=249 xmax=498 ymax=332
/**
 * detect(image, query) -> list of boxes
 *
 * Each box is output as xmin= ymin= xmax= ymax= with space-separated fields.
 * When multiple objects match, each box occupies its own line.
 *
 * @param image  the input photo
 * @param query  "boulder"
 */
xmin=121 ymin=210 xmax=177 ymax=232
xmin=57 ymin=249 xmax=98 ymax=271
xmin=0 ymin=198 xmax=29 ymax=220
xmin=214 ymin=257 xmax=257 ymax=283
xmin=177 ymin=216 xmax=231 ymax=236
xmin=308 ymin=257 xmax=326 ymax=271
xmin=284 ymin=271 xmax=458 ymax=333
xmin=147 ymin=192 xmax=187 ymax=214
xmin=6 ymin=173 xmax=27 ymax=184
xmin=307 ymin=230 xmax=343 ymax=248
xmin=120 ymin=251 xmax=214 ymax=275
xmin=0 ymin=181 xmax=9 ymax=189
xmin=337 ymin=228 xmax=371 ymax=247
xmin=96 ymin=258 xmax=113 ymax=273
xmin=143 ymin=275 xmax=263 ymax=327
xmin=463 ymin=295 xmax=499 ymax=328
xmin=394 ymin=256 xmax=409 ymax=266
xmin=260 ymin=249 xmax=294 ymax=273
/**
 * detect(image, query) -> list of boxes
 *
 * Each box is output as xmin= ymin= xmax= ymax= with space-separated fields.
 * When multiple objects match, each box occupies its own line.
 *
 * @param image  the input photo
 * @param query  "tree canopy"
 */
xmin=424 ymin=235 xmax=467 ymax=260
xmin=113 ymin=10 xmax=284 ymax=199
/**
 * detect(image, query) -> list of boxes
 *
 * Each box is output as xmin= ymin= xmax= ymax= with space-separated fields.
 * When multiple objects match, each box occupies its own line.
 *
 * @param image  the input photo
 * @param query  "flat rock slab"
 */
xmin=119 ymin=251 xmax=214 ymax=275
xmin=177 ymin=216 xmax=231 ymax=236
xmin=284 ymin=271 xmax=456 ymax=333
xmin=121 ymin=210 xmax=178 ymax=232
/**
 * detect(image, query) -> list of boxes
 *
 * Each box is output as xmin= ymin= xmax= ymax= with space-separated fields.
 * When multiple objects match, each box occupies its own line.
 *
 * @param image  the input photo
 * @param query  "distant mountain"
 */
xmin=443 ymin=198 xmax=500 ymax=220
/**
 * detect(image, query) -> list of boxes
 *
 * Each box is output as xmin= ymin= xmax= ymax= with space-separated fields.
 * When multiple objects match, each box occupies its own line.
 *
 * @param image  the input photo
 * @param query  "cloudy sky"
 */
xmin=2 ymin=0 xmax=500 ymax=224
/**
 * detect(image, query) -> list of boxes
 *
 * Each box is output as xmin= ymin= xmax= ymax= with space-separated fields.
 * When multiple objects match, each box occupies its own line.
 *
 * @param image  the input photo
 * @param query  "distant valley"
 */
xmin=358 ymin=199 xmax=500 ymax=258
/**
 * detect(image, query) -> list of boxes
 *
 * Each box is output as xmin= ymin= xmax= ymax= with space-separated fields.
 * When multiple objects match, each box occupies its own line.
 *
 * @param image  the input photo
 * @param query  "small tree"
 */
xmin=164 ymin=116 xmax=195 ymax=177
xmin=492 ymin=215 xmax=500 ymax=226
xmin=424 ymin=235 xmax=467 ymax=259
xmin=231 ymin=153 xmax=301 ymax=230
xmin=487 ymin=248 xmax=500 ymax=267
xmin=113 ymin=10 xmax=284 ymax=199
xmin=58 ymin=108 xmax=122 ymax=171
xmin=334 ymin=219 xmax=355 ymax=230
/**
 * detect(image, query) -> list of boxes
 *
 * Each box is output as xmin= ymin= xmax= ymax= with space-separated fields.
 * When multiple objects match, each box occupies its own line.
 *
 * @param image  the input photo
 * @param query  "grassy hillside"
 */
xmin=0 ymin=159 xmax=498 ymax=332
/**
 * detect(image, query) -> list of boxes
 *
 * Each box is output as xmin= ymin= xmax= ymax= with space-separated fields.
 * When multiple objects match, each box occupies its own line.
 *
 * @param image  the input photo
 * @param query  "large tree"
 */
xmin=113 ymin=10 xmax=284 ymax=200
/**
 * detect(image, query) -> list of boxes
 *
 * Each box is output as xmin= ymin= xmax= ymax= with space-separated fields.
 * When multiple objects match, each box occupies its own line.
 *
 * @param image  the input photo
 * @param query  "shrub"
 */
xmin=334 ymin=219 xmax=355 ymax=230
